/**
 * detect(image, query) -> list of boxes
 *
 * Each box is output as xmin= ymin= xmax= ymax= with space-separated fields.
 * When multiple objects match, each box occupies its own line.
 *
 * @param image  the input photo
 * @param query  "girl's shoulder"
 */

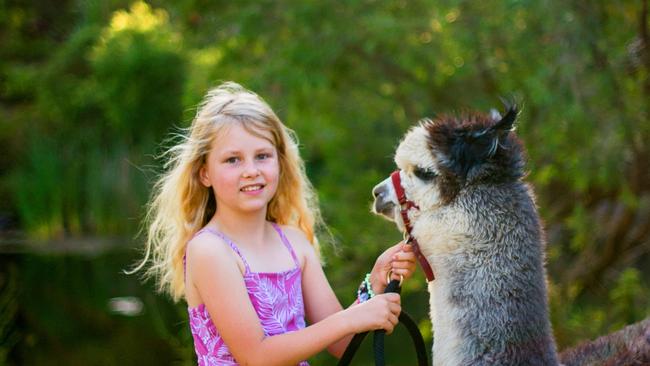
xmin=189 ymin=228 xmax=228 ymax=249
xmin=275 ymin=224 xmax=318 ymax=261
xmin=186 ymin=229 xmax=241 ymax=268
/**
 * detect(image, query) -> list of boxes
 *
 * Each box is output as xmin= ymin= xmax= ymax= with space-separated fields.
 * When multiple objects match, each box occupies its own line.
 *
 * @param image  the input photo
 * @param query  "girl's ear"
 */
xmin=199 ymin=164 xmax=211 ymax=187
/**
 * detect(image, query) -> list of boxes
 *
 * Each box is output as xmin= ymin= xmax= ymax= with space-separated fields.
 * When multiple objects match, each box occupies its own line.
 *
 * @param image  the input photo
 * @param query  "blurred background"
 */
xmin=1 ymin=0 xmax=649 ymax=365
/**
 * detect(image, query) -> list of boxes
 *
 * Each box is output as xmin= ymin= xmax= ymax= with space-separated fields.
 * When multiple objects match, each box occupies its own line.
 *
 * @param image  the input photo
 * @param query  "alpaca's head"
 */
xmin=372 ymin=103 xmax=525 ymax=229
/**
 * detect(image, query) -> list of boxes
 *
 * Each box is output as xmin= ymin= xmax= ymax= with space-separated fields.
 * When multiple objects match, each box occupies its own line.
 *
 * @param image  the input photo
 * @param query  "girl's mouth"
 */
xmin=240 ymin=184 xmax=265 ymax=193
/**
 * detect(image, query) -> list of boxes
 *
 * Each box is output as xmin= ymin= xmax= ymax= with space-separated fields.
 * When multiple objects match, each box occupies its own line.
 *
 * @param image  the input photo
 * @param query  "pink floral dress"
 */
xmin=185 ymin=223 xmax=309 ymax=366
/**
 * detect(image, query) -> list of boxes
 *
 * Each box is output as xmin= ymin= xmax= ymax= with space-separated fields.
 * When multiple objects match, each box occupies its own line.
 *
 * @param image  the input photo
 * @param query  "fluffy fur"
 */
xmin=559 ymin=318 xmax=650 ymax=366
xmin=372 ymin=104 xmax=560 ymax=365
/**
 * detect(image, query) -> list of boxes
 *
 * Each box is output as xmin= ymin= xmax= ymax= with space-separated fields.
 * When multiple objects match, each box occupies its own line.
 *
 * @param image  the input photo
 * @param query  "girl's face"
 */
xmin=200 ymin=123 xmax=280 ymax=216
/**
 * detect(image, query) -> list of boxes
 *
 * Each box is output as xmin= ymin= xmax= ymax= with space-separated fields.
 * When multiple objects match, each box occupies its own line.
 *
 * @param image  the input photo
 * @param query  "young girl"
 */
xmin=137 ymin=82 xmax=417 ymax=365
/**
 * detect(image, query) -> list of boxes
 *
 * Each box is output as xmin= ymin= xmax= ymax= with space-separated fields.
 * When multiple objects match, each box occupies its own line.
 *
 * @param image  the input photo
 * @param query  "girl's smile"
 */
xmin=240 ymin=184 xmax=264 ymax=194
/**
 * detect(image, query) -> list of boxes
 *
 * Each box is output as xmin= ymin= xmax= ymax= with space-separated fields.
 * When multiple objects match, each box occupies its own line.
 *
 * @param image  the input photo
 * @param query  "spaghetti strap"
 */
xmin=185 ymin=225 xmax=299 ymax=277
xmin=189 ymin=227 xmax=252 ymax=273
xmin=270 ymin=223 xmax=301 ymax=268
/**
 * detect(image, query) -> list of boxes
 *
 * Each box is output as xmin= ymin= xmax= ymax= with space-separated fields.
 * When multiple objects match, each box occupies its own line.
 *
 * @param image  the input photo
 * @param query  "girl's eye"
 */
xmin=413 ymin=167 xmax=437 ymax=181
xmin=256 ymin=153 xmax=270 ymax=160
xmin=225 ymin=157 xmax=239 ymax=164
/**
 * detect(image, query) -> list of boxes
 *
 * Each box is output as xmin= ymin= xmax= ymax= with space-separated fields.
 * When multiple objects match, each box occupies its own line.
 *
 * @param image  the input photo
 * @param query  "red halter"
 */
xmin=390 ymin=170 xmax=435 ymax=282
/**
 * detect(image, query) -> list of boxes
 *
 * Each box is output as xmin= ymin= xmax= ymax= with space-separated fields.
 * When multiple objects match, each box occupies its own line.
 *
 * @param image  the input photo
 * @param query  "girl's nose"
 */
xmin=242 ymin=161 xmax=261 ymax=178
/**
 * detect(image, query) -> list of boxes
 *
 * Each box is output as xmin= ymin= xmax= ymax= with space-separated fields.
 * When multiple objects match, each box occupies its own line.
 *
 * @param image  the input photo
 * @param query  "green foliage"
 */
xmin=551 ymin=266 xmax=650 ymax=349
xmin=11 ymin=136 xmax=65 ymax=239
xmin=5 ymin=1 xmax=185 ymax=238
xmin=609 ymin=268 xmax=650 ymax=328
xmin=91 ymin=1 xmax=185 ymax=146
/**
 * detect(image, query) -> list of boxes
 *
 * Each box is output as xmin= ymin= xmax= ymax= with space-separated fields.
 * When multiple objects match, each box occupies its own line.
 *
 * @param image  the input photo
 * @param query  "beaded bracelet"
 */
xmin=357 ymin=273 xmax=375 ymax=303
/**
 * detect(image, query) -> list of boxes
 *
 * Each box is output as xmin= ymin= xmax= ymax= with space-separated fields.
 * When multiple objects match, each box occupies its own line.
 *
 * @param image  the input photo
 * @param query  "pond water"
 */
xmin=1 ymin=240 xmax=431 ymax=366
xmin=2 ymin=244 xmax=193 ymax=365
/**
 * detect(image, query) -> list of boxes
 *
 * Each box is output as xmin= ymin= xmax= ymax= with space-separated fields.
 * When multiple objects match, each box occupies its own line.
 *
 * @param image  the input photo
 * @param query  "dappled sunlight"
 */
xmin=107 ymin=1 xmax=169 ymax=35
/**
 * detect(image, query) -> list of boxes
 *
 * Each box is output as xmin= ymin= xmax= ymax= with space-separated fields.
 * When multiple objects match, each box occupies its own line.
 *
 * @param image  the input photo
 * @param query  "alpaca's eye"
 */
xmin=413 ymin=167 xmax=437 ymax=181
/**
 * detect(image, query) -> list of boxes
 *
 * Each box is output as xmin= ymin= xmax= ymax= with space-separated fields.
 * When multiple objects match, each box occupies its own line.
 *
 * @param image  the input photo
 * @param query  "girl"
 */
xmin=137 ymin=82 xmax=417 ymax=365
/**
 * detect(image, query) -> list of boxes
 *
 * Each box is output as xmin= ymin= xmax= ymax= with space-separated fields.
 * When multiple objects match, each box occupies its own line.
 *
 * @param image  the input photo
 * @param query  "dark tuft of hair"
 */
xmin=424 ymin=101 xmax=526 ymax=204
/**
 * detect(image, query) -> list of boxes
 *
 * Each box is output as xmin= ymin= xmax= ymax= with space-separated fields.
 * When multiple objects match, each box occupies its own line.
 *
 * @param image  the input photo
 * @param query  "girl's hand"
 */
xmin=347 ymin=293 xmax=401 ymax=334
xmin=370 ymin=241 xmax=417 ymax=294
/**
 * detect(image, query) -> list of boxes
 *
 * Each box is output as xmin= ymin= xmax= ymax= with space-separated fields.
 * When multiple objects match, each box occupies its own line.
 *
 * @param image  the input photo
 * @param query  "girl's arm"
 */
xmin=284 ymin=227 xmax=417 ymax=358
xmin=186 ymin=234 xmax=400 ymax=366
xmin=298 ymin=234 xmax=355 ymax=357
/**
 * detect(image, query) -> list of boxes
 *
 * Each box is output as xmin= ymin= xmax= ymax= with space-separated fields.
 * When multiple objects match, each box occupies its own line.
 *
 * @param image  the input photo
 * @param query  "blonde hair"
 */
xmin=132 ymin=81 xmax=323 ymax=302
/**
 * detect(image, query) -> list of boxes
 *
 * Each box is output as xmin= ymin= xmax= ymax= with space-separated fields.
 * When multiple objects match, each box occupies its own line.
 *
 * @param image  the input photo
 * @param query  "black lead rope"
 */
xmin=337 ymin=279 xmax=429 ymax=366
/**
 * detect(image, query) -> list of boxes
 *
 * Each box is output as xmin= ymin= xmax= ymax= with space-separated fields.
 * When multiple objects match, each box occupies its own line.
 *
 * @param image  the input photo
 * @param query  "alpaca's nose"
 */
xmin=372 ymin=184 xmax=385 ymax=199
xmin=371 ymin=180 xmax=396 ymax=218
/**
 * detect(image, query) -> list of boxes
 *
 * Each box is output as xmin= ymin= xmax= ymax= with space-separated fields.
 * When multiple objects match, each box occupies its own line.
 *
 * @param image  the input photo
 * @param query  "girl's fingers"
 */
xmin=389 ymin=302 xmax=401 ymax=315
xmin=391 ymin=258 xmax=417 ymax=278
xmin=390 ymin=314 xmax=399 ymax=326
xmin=389 ymin=270 xmax=404 ymax=281
xmin=391 ymin=260 xmax=414 ymax=269
xmin=387 ymin=314 xmax=399 ymax=334
xmin=388 ymin=242 xmax=405 ymax=254
xmin=400 ymin=243 xmax=414 ymax=252
xmin=392 ymin=251 xmax=416 ymax=262
xmin=392 ymin=257 xmax=417 ymax=269
xmin=384 ymin=292 xmax=400 ymax=303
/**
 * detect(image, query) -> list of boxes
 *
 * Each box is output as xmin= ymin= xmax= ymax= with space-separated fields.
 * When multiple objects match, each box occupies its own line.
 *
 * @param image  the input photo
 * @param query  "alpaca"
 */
xmin=371 ymin=104 xmax=560 ymax=365
xmin=559 ymin=317 xmax=650 ymax=365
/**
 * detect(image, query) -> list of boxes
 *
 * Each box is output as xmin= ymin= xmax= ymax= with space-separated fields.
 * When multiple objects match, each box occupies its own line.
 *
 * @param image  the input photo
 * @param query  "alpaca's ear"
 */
xmin=490 ymin=100 xmax=518 ymax=137
xmin=449 ymin=101 xmax=519 ymax=178
xmin=466 ymin=101 xmax=518 ymax=157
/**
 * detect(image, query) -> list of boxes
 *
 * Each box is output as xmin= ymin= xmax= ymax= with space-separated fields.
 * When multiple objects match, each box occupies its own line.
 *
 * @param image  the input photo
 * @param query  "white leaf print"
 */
xmin=247 ymin=274 xmax=286 ymax=336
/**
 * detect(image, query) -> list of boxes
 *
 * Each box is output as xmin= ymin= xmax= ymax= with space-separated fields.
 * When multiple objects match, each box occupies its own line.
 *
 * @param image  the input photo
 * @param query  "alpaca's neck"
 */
xmin=427 ymin=278 xmax=468 ymax=366
xmin=411 ymin=187 xmax=559 ymax=365
xmin=426 ymin=255 xmax=559 ymax=366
